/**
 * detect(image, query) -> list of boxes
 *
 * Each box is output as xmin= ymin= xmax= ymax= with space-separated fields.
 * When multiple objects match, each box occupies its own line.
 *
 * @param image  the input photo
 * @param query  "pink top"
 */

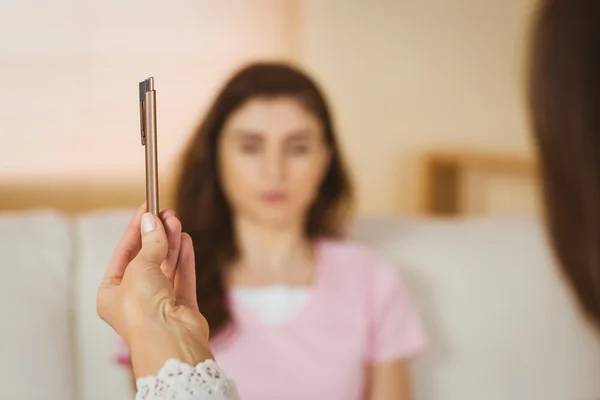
xmin=116 ymin=239 xmax=427 ymax=399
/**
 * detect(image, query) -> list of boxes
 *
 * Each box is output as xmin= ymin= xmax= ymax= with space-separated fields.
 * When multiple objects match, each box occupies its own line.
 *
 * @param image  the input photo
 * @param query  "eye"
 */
xmin=286 ymin=143 xmax=309 ymax=155
xmin=239 ymin=140 xmax=261 ymax=154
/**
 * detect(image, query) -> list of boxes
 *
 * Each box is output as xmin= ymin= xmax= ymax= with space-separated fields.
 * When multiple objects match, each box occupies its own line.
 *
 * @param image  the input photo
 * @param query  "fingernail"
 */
xmin=141 ymin=213 xmax=156 ymax=233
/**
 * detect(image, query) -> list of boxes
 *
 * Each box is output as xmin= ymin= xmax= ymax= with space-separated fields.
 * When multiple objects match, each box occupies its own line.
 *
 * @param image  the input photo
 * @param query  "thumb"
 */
xmin=134 ymin=212 xmax=169 ymax=269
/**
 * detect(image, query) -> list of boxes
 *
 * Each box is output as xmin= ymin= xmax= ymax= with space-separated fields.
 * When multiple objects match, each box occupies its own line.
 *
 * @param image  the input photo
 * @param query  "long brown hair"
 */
xmin=528 ymin=0 xmax=600 ymax=328
xmin=174 ymin=62 xmax=354 ymax=337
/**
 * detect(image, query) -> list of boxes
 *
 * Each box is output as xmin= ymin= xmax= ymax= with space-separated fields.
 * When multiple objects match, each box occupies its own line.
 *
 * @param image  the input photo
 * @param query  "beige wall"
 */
xmin=296 ymin=0 xmax=539 ymax=216
xmin=0 ymin=0 xmax=296 ymax=182
xmin=1 ymin=0 xmax=540 ymax=216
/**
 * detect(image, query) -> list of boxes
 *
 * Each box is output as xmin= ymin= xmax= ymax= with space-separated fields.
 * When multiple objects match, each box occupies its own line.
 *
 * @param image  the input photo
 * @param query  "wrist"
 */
xmin=128 ymin=318 xmax=214 ymax=378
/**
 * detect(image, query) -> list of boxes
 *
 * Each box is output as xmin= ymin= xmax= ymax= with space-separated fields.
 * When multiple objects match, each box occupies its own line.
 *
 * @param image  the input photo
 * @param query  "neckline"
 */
xmin=227 ymin=239 xmax=328 ymax=331
xmin=232 ymin=285 xmax=311 ymax=293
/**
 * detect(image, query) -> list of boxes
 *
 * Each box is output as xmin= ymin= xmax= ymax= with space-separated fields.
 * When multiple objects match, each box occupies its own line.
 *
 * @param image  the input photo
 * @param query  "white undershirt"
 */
xmin=231 ymin=285 xmax=310 ymax=325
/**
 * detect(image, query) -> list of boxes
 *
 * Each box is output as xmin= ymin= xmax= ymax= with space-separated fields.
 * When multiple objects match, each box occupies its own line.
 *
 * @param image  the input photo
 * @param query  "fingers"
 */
xmin=131 ymin=212 xmax=169 ymax=271
xmin=104 ymin=204 xmax=146 ymax=284
xmin=174 ymin=233 xmax=199 ymax=310
xmin=161 ymin=213 xmax=182 ymax=285
xmin=159 ymin=209 xmax=175 ymax=220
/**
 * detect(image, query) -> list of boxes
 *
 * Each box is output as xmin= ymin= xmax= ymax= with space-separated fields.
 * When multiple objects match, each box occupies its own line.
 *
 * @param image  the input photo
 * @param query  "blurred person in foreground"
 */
xmin=528 ymin=0 xmax=600 ymax=331
xmin=114 ymin=62 xmax=427 ymax=399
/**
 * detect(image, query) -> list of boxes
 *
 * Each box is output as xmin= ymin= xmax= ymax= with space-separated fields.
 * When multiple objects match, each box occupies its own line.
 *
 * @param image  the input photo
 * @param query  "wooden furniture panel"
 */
xmin=421 ymin=150 xmax=539 ymax=216
xmin=0 ymin=178 xmax=176 ymax=214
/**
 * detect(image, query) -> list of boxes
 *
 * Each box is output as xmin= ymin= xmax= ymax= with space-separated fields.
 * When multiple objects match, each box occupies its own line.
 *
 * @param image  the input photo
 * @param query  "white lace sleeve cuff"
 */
xmin=135 ymin=359 xmax=239 ymax=400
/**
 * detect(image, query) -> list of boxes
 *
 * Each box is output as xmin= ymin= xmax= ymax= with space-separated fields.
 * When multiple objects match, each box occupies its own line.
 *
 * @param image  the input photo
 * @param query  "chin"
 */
xmin=255 ymin=209 xmax=300 ymax=230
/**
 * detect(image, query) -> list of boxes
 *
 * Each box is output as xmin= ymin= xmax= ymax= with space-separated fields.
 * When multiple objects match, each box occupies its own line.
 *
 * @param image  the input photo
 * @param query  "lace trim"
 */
xmin=136 ymin=359 xmax=239 ymax=400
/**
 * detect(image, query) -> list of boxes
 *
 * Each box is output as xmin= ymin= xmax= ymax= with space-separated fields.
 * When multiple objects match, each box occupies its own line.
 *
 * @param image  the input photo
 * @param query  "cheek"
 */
xmin=287 ymin=157 xmax=327 ymax=203
xmin=218 ymin=149 xmax=259 ymax=205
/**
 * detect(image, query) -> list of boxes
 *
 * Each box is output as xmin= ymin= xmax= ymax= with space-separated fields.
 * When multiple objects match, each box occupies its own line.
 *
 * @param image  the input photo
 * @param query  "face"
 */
xmin=217 ymin=97 xmax=330 ymax=229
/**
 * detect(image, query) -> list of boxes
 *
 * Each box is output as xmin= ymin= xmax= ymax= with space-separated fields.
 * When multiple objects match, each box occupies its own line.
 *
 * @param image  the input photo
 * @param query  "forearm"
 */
xmin=367 ymin=360 xmax=412 ymax=400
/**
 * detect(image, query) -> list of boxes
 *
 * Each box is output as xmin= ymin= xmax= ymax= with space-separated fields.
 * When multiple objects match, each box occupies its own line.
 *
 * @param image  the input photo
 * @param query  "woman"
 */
xmin=116 ymin=61 xmax=427 ymax=399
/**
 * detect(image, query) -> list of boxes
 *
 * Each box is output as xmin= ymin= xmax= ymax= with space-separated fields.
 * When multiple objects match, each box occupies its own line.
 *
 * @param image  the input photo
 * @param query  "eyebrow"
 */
xmin=231 ymin=128 xmax=316 ymax=141
xmin=285 ymin=129 xmax=314 ymax=141
xmin=228 ymin=130 xmax=264 ymax=144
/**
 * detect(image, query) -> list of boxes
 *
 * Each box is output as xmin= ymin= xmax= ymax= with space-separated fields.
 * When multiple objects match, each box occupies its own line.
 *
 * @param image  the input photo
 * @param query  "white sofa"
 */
xmin=1 ymin=208 xmax=600 ymax=400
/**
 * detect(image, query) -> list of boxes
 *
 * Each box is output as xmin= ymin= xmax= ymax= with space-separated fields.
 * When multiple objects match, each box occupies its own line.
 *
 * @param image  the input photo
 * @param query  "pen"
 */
xmin=139 ymin=77 xmax=159 ymax=216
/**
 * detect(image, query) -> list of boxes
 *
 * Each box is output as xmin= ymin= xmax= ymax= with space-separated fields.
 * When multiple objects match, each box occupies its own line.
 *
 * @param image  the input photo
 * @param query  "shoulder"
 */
xmin=317 ymin=239 xmax=427 ymax=361
xmin=316 ymin=238 xmax=418 ymax=315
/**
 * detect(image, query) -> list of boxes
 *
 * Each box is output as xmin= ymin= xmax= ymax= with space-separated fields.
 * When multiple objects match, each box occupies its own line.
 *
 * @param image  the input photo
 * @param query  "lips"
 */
xmin=262 ymin=191 xmax=287 ymax=203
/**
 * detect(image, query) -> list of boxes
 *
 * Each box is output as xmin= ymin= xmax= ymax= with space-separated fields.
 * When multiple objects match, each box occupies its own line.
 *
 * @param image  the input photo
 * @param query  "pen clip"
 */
xmin=139 ymin=81 xmax=146 ymax=146
xmin=139 ymin=77 xmax=154 ymax=146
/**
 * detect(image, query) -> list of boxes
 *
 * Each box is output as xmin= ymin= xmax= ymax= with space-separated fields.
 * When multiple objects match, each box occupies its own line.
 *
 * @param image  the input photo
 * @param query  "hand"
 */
xmin=97 ymin=204 xmax=213 ymax=378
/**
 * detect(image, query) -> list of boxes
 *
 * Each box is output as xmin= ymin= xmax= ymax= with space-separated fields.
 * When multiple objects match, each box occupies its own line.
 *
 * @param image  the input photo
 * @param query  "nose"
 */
xmin=262 ymin=146 xmax=285 ymax=183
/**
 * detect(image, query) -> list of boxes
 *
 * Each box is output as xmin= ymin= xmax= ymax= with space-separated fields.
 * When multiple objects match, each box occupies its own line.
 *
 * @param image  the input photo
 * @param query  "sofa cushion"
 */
xmin=73 ymin=209 xmax=136 ymax=400
xmin=350 ymin=216 xmax=600 ymax=400
xmin=0 ymin=210 xmax=74 ymax=400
